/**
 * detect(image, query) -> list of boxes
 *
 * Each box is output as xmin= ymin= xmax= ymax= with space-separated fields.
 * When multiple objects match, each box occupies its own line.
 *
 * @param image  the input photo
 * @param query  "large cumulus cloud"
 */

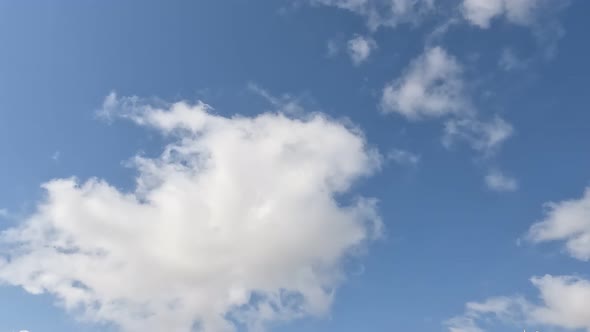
xmin=0 ymin=93 xmax=382 ymax=332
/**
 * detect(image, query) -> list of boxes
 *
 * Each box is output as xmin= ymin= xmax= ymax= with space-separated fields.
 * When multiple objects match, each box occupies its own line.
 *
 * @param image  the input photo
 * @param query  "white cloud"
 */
xmin=0 ymin=208 xmax=8 ymax=218
xmin=0 ymin=93 xmax=382 ymax=332
xmin=387 ymin=148 xmax=420 ymax=166
xmin=484 ymin=170 xmax=518 ymax=192
xmin=529 ymin=275 xmax=590 ymax=329
xmin=527 ymin=187 xmax=590 ymax=261
xmin=347 ymin=35 xmax=377 ymax=65
xmin=311 ymin=0 xmax=436 ymax=30
xmin=462 ymin=0 xmax=539 ymax=28
xmin=443 ymin=116 xmax=513 ymax=155
xmin=381 ymin=47 xmax=468 ymax=120
xmin=447 ymin=275 xmax=590 ymax=332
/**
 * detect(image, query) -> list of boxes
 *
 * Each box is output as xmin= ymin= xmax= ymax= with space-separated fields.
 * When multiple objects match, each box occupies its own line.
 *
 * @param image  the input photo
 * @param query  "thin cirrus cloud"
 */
xmin=527 ymin=187 xmax=590 ymax=261
xmin=443 ymin=117 xmax=514 ymax=155
xmin=310 ymin=0 xmax=436 ymax=30
xmin=0 ymin=93 xmax=383 ymax=332
xmin=446 ymin=275 xmax=590 ymax=332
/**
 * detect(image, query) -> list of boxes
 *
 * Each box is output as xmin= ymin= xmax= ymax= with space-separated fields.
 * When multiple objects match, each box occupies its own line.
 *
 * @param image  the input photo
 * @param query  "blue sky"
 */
xmin=1 ymin=1 xmax=590 ymax=332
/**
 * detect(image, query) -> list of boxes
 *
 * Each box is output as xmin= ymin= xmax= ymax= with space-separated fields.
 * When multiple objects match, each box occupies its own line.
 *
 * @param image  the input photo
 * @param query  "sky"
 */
xmin=0 ymin=1 xmax=590 ymax=332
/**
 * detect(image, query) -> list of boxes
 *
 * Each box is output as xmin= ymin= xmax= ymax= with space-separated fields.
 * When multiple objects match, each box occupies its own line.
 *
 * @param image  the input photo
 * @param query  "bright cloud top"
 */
xmin=527 ymin=187 xmax=590 ymax=261
xmin=0 ymin=93 xmax=382 ymax=332
xmin=347 ymin=35 xmax=377 ymax=65
xmin=381 ymin=47 xmax=467 ymax=120
xmin=447 ymin=275 xmax=590 ymax=332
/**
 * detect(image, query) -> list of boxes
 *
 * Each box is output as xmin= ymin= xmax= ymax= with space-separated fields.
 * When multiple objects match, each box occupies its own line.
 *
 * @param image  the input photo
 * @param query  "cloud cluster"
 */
xmin=527 ymin=187 xmax=590 ymax=261
xmin=462 ymin=0 xmax=541 ymax=28
xmin=0 ymin=93 xmax=382 ymax=332
xmin=447 ymin=275 xmax=590 ymax=332
xmin=382 ymin=47 xmax=513 ymax=157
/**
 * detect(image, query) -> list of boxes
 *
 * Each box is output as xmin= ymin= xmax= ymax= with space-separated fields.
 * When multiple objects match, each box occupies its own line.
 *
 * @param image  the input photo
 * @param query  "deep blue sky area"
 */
xmin=1 ymin=1 xmax=590 ymax=332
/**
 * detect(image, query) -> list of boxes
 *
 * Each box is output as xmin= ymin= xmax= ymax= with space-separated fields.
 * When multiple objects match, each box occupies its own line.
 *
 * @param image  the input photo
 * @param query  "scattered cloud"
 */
xmin=0 ymin=93 xmax=383 ymax=332
xmin=381 ymin=47 xmax=468 ymax=120
xmin=462 ymin=0 xmax=570 ymax=59
xmin=0 ymin=208 xmax=8 ymax=218
xmin=387 ymin=148 xmax=420 ymax=166
xmin=51 ymin=151 xmax=61 ymax=162
xmin=484 ymin=170 xmax=518 ymax=192
xmin=527 ymin=187 xmax=590 ymax=261
xmin=462 ymin=0 xmax=539 ymax=28
xmin=347 ymin=35 xmax=377 ymax=65
xmin=310 ymin=0 xmax=436 ymax=30
xmin=446 ymin=275 xmax=590 ymax=332
xmin=443 ymin=116 xmax=513 ymax=155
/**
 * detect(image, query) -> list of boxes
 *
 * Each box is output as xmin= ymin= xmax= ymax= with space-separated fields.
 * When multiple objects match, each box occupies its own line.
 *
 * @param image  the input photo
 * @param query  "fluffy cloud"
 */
xmin=0 ymin=93 xmax=382 ymax=332
xmin=311 ymin=0 xmax=436 ymax=30
xmin=447 ymin=275 xmax=590 ymax=332
xmin=484 ymin=170 xmax=518 ymax=192
xmin=527 ymin=187 xmax=590 ymax=261
xmin=347 ymin=35 xmax=377 ymax=65
xmin=381 ymin=47 xmax=467 ymax=119
xmin=443 ymin=116 xmax=513 ymax=155
xmin=382 ymin=47 xmax=514 ymax=157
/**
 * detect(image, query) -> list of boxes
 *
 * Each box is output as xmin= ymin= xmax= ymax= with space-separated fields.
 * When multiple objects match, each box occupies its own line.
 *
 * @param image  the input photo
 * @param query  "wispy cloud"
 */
xmin=387 ymin=148 xmax=421 ymax=166
xmin=443 ymin=116 xmax=514 ymax=155
xmin=484 ymin=170 xmax=518 ymax=192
